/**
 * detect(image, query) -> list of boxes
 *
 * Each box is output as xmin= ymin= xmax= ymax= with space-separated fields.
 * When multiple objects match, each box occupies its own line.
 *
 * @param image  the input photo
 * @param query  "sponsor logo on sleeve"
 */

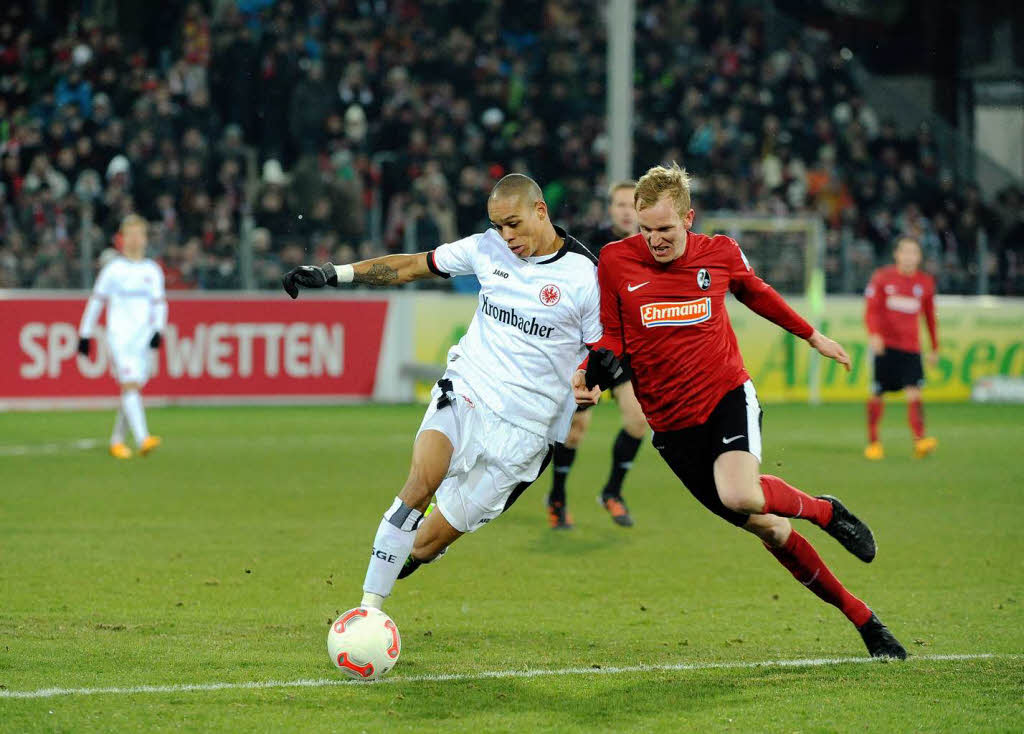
xmin=640 ymin=298 xmax=712 ymax=327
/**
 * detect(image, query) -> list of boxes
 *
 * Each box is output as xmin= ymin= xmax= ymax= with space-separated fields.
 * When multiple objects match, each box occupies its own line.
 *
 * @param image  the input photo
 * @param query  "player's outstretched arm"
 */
xmin=808 ymin=329 xmax=852 ymax=372
xmin=282 ymin=253 xmax=436 ymax=298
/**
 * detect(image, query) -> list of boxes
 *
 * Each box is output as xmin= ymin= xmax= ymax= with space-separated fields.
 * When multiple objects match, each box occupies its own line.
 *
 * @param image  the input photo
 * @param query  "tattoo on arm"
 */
xmin=353 ymin=263 xmax=399 ymax=286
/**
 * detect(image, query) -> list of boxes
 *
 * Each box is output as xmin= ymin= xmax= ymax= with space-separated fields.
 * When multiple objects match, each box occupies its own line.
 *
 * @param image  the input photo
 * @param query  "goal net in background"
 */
xmin=699 ymin=214 xmax=827 ymax=405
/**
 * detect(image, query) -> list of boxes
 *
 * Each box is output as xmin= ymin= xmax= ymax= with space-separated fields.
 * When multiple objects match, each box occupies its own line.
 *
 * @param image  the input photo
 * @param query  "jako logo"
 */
xmin=493 ymin=269 xmax=509 ymax=278
xmin=640 ymin=298 xmax=712 ymax=327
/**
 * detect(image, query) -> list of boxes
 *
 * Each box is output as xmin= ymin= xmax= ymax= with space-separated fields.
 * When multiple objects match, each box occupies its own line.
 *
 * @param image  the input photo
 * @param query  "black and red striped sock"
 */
xmin=765 ymin=530 xmax=872 ymax=627
xmin=760 ymin=474 xmax=833 ymax=527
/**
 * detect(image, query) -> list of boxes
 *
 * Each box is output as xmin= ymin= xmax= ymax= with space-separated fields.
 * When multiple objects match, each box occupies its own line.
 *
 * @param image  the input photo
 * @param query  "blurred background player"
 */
xmin=282 ymin=174 xmax=607 ymax=612
xmin=547 ymin=180 xmax=649 ymax=529
xmin=78 ymin=214 xmax=167 ymax=458
xmin=576 ymin=164 xmax=906 ymax=659
xmin=864 ymin=236 xmax=939 ymax=460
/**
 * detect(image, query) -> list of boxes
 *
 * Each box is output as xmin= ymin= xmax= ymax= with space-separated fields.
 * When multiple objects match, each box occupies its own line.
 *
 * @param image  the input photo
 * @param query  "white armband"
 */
xmin=335 ymin=264 xmax=354 ymax=284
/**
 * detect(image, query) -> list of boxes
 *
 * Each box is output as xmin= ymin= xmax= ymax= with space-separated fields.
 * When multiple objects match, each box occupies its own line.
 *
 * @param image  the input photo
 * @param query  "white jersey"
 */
xmin=427 ymin=227 xmax=602 ymax=443
xmin=79 ymin=256 xmax=167 ymax=353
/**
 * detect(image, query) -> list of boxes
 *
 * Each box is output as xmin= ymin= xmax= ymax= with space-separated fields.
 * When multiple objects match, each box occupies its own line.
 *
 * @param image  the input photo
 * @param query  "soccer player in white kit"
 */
xmin=283 ymin=174 xmax=611 ymax=611
xmin=78 ymin=214 xmax=167 ymax=459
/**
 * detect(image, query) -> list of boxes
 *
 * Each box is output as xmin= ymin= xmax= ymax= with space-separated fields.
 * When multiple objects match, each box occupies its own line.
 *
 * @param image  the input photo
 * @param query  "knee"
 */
xmin=718 ymin=483 xmax=763 ymax=515
xmin=622 ymin=414 xmax=647 ymax=440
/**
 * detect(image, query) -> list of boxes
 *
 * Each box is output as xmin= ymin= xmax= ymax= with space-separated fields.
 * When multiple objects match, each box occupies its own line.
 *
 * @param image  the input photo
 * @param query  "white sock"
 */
xmin=110 ymin=408 xmax=126 ymax=445
xmin=122 ymin=390 xmax=149 ymax=445
xmin=361 ymin=497 xmax=423 ymax=600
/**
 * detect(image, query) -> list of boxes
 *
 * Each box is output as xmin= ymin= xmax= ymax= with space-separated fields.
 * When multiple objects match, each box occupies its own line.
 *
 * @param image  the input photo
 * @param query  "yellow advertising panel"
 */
xmin=413 ymin=293 xmax=1024 ymax=403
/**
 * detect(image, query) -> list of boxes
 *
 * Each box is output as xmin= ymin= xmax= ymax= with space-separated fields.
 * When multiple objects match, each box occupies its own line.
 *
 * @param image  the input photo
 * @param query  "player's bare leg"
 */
xmin=547 ymin=410 xmax=590 ymax=529
xmin=599 ymin=382 xmax=647 ymax=527
xmin=361 ymin=429 xmax=452 ymax=609
xmin=714 ymin=450 xmax=876 ymax=562
xmin=400 ymin=506 xmax=464 ymax=576
xmin=119 ymin=381 xmax=160 ymax=456
xmin=904 ymin=385 xmax=937 ymax=458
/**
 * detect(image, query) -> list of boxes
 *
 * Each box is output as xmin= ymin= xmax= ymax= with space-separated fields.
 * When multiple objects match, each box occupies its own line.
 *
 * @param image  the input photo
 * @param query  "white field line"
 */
xmin=0 ymin=438 xmax=100 ymax=456
xmin=0 ymin=653 xmax=1011 ymax=700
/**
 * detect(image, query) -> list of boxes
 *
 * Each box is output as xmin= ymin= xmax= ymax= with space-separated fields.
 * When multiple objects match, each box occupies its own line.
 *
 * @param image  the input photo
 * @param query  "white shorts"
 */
xmin=418 ymin=377 xmax=551 ymax=533
xmin=110 ymin=345 xmax=151 ymax=385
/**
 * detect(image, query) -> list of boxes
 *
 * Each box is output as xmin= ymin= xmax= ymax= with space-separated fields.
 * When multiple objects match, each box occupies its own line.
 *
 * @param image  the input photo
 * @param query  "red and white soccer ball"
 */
xmin=327 ymin=607 xmax=402 ymax=680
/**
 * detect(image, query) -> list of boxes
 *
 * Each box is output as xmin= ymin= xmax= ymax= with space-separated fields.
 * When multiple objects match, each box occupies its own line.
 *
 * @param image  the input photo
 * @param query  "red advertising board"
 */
xmin=1 ymin=294 xmax=389 ymax=403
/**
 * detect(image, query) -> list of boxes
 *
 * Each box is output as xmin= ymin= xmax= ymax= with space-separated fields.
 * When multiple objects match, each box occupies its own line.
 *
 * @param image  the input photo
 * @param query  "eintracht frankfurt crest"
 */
xmin=540 ymin=284 xmax=561 ymax=306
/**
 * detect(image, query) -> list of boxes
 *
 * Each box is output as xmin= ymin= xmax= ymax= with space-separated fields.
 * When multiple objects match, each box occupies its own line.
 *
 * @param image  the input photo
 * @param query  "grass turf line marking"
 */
xmin=0 ymin=438 xmax=100 ymax=456
xmin=1 ymin=653 xmax=1012 ymax=700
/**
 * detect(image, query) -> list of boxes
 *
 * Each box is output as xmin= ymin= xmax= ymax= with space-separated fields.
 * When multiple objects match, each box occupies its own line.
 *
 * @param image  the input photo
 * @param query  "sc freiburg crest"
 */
xmin=697 ymin=268 xmax=711 ymax=291
xmin=540 ymin=284 xmax=561 ymax=306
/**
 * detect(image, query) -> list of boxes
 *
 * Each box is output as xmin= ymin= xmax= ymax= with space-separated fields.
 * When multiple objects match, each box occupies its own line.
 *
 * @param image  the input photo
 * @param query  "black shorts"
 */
xmin=575 ymin=362 xmax=634 ymax=413
xmin=651 ymin=381 xmax=763 ymax=528
xmin=872 ymin=348 xmax=924 ymax=394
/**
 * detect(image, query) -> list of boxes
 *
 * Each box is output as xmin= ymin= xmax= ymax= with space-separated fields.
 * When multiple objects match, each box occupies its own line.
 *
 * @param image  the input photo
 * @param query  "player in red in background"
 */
xmin=864 ymin=237 xmax=939 ymax=460
xmin=575 ymin=163 xmax=906 ymax=659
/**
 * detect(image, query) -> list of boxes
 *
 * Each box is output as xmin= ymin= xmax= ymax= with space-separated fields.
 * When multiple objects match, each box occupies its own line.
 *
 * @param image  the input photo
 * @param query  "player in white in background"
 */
xmin=282 ymin=174 xmax=612 ymax=611
xmin=78 ymin=214 xmax=167 ymax=459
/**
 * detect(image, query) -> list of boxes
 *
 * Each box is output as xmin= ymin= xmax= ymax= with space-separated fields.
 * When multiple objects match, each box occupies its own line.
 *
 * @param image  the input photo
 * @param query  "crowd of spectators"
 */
xmin=0 ymin=0 xmax=1021 ymax=294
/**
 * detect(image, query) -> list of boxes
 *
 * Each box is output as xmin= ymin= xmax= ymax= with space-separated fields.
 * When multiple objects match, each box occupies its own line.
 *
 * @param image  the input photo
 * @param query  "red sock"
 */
xmin=766 ymin=530 xmax=872 ymax=627
xmin=759 ymin=474 xmax=833 ymax=527
xmin=908 ymin=399 xmax=925 ymax=439
xmin=867 ymin=396 xmax=884 ymax=443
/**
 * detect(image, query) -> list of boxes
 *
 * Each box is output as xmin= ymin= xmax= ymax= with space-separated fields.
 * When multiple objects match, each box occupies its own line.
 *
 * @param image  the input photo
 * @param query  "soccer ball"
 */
xmin=326 ymin=607 xmax=401 ymax=680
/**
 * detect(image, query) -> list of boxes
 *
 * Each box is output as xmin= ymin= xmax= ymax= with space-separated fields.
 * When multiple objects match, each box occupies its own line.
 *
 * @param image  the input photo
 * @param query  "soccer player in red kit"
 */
xmin=574 ymin=164 xmax=906 ymax=659
xmin=864 ymin=236 xmax=939 ymax=460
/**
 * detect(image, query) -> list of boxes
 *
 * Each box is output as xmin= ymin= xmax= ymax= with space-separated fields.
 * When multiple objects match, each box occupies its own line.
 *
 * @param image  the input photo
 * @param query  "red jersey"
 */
xmin=864 ymin=265 xmax=937 ymax=354
xmin=591 ymin=232 xmax=813 ymax=431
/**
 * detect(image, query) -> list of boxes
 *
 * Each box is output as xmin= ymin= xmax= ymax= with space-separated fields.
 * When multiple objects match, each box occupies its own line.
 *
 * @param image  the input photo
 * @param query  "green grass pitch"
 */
xmin=1 ymin=401 xmax=1022 ymax=731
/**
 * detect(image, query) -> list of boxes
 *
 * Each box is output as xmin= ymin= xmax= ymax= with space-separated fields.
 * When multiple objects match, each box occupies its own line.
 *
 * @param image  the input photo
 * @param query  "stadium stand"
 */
xmin=1 ymin=0 xmax=1021 ymax=294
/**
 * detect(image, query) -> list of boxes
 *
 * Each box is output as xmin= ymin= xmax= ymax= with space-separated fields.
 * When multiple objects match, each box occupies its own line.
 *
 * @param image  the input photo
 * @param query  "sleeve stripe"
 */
xmin=426 ymin=250 xmax=450 ymax=279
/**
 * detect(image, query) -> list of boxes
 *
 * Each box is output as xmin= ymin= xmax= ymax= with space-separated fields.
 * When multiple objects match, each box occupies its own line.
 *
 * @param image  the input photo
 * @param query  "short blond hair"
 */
xmin=608 ymin=179 xmax=636 ymax=199
xmin=120 ymin=213 xmax=147 ymax=231
xmin=634 ymin=163 xmax=692 ymax=217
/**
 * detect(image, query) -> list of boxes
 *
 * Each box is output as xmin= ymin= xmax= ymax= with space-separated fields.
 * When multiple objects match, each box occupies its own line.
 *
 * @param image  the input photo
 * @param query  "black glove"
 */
xmin=78 ymin=337 xmax=91 ymax=357
xmin=150 ymin=332 xmax=162 ymax=349
xmin=584 ymin=347 xmax=624 ymax=390
xmin=282 ymin=263 xmax=339 ymax=299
